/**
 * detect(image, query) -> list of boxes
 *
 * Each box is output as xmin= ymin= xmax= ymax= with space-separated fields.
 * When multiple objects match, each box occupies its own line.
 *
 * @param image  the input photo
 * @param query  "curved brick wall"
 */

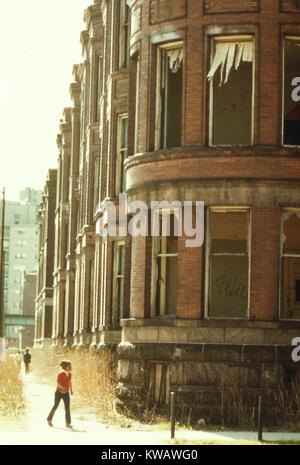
xmin=126 ymin=148 xmax=300 ymax=191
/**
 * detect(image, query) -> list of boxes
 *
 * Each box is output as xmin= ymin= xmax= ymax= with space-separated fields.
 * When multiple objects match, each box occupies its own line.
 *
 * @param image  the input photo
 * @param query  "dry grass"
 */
xmin=32 ymin=347 xmax=126 ymax=425
xmin=72 ymin=349 xmax=119 ymax=423
xmin=275 ymin=379 xmax=300 ymax=430
xmin=216 ymin=374 xmax=257 ymax=429
xmin=206 ymin=371 xmax=300 ymax=429
xmin=0 ymin=357 xmax=25 ymax=418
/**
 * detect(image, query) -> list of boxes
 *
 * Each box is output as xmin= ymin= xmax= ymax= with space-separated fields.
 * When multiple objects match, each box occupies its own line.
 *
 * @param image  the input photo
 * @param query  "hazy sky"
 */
xmin=0 ymin=0 xmax=92 ymax=201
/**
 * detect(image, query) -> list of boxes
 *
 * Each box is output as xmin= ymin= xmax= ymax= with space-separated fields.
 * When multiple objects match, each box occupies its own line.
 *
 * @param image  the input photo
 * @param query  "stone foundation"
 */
xmin=117 ymin=341 xmax=300 ymax=425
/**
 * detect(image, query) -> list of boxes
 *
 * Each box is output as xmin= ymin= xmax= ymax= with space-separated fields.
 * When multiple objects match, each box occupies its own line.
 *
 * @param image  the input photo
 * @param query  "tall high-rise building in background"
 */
xmin=3 ymin=188 xmax=41 ymax=346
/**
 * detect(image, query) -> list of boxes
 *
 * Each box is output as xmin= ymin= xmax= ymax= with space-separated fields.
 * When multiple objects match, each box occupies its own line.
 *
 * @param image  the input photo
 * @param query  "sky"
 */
xmin=0 ymin=0 xmax=92 ymax=201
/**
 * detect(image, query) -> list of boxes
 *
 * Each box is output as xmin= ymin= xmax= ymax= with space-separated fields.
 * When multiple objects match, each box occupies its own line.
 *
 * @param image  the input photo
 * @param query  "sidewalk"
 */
xmin=1 ymin=373 xmax=300 ymax=445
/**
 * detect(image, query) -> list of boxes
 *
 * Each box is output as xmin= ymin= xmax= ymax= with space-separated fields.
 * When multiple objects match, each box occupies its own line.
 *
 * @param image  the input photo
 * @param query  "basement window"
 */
xmin=153 ymin=212 xmax=178 ymax=317
xmin=115 ymin=114 xmax=128 ymax=195
xmin=118 ymin=0 xmax=130 ymax=70
xmin=281 ymin=212 xmax=300 ymax=320
xmin=208 ymin=36 xmax=254 ymax=146
xmin=113 ymin=241 xmax=125 ymax=325
xmin=283 ymin=37 xmax=300 ymax=146
xmin=155 ymin=43 xmax=183 ymax=150
xmin=207 ymin=210 xmax=250 ymax=318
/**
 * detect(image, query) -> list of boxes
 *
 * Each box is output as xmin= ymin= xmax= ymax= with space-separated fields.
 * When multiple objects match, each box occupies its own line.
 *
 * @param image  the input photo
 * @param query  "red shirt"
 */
xmin=56 ymin=371 xmax=72 ymax=393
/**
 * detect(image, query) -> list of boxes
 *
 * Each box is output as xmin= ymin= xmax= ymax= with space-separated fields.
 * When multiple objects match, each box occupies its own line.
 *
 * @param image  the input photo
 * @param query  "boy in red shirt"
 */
xmin=47 ymin=360 xmax=73 ymax=428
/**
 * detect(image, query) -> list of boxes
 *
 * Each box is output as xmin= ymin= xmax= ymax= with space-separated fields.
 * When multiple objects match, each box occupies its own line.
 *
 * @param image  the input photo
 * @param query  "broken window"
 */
xmin=118 ymin=0 xmax=130 ymax=70
xmin=283 ymin=37 xmax=300 ymax=146
xmin=115 ymin=115 xmax=128 ymax=195
xmin=153 ymin=212 xmax=178 ymax=316
xmin=208 ymin=36 xmax=254 ymax=146
xmin=281 ymin=212 xmax=300 ymax=319
xmin=155 ymin=44 xmax=183 ymax=150
xmin=113 ymin=241 xmax=125 ymax=325
xmin=208 ymin=210 xmax=250 ymax=318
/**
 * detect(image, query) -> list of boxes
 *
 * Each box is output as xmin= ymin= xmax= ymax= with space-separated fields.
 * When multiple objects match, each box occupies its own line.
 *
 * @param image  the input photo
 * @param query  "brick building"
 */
xmin=35 ymin=170 xmax=57 ymax=347
xmin=36 ymin=0 xmax=300 ymax=418
xmin=20 ymin=272 xmax=37 ymax=348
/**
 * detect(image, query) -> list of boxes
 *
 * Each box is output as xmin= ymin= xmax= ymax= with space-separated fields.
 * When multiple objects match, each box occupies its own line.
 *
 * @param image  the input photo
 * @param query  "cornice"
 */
xmin=69 ymin=82 xmax=81 ymax=106
xmin=84 ymin=3 xmax=102 ymax=33
xmin=80 ymin=30 xmax=89 ymax=47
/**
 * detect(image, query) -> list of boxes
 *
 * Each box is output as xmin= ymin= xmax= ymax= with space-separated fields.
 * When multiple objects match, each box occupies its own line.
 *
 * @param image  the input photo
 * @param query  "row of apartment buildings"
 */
xmin=35 ymin=0 xmax=300 ymax=416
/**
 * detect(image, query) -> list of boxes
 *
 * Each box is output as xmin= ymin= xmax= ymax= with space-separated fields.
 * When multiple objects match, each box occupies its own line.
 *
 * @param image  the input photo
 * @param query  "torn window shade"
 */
xmin=167 ymin=48 xmax=183 ymax=73
xmin=208 ymin=42 xmax=253 ymax=85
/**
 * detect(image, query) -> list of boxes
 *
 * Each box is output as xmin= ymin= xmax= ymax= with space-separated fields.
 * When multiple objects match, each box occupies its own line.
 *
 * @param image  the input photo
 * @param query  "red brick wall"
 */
xmin=250 ymin=208 xmax=281 ymax=321
xmin=130 ymin=234 xmax=150 ymax=318
xmin=176 ymin=234 xmax=204 ymax=319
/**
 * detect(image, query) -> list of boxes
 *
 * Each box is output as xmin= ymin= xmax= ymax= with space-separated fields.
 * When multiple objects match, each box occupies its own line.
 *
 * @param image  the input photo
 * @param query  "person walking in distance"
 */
xmin=47 ymin=360 xmax=73 ymax=429
xmin=23 ymin=349 xmax=32 ymax=375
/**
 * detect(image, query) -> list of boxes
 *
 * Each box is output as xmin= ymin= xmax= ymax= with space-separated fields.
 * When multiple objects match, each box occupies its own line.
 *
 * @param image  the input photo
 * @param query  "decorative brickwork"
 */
xmin=204 ymin=0 xmax=259 ymax=14
xmin=149 ymin=0 xmax=187 ymax=25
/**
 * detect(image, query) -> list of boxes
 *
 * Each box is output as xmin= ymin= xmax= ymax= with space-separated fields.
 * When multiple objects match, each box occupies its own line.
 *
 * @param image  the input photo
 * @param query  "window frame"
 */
xmin=115 ymin=113 xmax=129 ymax=195
xmin=112 ymin=240 xmax=125 ymax=326
xmin=151 ymin=209 xmax=179 ymax=318
xmin=118 ymin=0 xmax=130 ymax=70
xmin=279 ymin=208 xmax=300 ymax=321
xmin=155 ymin=41 xmax=184 ymax=151
xmin=94 ymin=54 xmax=103 ymax=123
xmin=208 ymin=35 xmax=255 ymax=147
xmin=205 ymin=207 xmax=252 ymax=320
xmin=134 ymin=54 xmax=140 ymax=154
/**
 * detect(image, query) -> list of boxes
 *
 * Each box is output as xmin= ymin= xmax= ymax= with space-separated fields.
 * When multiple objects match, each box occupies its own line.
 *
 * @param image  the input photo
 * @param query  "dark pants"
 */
xmin=47 ymin=391 xmax=71 ymax=425
xmin=25 ymin=363 xmax=30 ymax=374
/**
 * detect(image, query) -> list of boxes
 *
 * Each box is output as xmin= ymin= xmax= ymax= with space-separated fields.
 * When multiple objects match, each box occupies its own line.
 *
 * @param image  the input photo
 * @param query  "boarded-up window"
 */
xmin=153 ymin=213 xmax=178 ymax=316
xmin=115 ymin=115 xmax=128 ymax=195
xmin=281 ymin=212 xmax=300 ymax=319
xmin=208 ymin=210 xmax=249 ymax=318
xmin=283 ymin=37 xmax=300 ymax=146
xmin=155 ymin=44 xmax=183 ymax=150
xmin=146 ymin=362 xmax=170 ymax=408
xmin=208 ymin=37 xmax=254 ymax=146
